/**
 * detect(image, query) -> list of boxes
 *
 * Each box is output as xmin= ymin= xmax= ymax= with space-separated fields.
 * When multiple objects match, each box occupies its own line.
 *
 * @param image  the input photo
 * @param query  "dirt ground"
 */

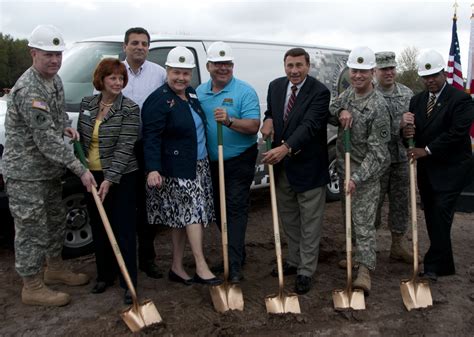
xmin=1 ymin=189 xmax=473 ymax=337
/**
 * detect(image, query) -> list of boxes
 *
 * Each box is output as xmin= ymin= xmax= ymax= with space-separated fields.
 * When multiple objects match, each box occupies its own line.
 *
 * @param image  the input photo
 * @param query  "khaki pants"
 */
xmin=276 ymin=167 xmax=326 ymax=277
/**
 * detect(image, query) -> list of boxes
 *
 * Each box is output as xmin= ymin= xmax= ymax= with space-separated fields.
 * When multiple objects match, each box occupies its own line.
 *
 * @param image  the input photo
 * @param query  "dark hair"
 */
xmin=124 ymin=27 xmax=150 ymax=44
xmin=284 ymin=48 xmax=310 ymax=64
xmin=93 ymin=58 xmax=128 ymax=91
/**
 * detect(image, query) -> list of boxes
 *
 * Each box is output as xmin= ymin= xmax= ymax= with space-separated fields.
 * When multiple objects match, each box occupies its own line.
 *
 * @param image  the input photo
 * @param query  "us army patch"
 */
xmin=31 ymin=109 xmax=51 ymax=129
xmin=376 ymin=122 xmax=389 ymax=140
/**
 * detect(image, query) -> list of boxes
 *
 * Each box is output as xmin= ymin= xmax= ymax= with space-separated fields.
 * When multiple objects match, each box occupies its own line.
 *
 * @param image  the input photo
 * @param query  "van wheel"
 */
xmin=326 ymin=144 xmax=340 ymax=202
xmin=61 ymin=178 xmax=93 ymax=258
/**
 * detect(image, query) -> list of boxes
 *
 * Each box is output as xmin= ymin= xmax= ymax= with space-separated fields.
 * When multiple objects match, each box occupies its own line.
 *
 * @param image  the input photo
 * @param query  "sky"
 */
xmin=1 ymin=0 xmax=473 ymax=74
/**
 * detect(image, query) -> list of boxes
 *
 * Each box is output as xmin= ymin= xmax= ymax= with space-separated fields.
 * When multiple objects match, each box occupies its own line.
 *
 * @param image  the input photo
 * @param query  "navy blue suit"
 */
xmin=410 ymin=83 xmax=474 ymax=276
xmin=142 ymin=84 xmax=207 ymax=179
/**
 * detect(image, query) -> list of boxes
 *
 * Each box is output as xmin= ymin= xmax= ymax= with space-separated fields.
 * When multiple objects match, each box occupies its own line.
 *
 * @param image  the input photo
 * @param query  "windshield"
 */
xmin=59 ymin=42 xmax=123 ymax=112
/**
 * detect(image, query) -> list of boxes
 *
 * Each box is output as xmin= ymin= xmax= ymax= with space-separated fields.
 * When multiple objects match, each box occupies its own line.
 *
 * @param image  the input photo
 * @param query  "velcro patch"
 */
xmin=31 ymin=109 xmax=51 ymax=129
xmin=375 ymin=121 xmax=389 ymax=140
xmin=31 ymin=100 xmax=49 ymax=112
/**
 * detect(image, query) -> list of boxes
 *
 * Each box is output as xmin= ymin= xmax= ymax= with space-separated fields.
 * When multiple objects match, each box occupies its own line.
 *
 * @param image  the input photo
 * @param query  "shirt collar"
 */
xmin=287 ymin=77 xmax=307 ymax=92
xmin=206 ymin=77 xmax=235 ymax=94
xmin=124 ymin=59 xmax=145 ymax=76
xmin=430 ymin=82 xmax=447 ymax=100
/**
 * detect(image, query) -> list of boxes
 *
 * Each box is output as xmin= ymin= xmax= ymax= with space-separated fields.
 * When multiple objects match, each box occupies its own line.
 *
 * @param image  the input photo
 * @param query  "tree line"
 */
xmin=0 ymin=32 xmax=424 ymax=95
xmin=0 ymin=33 xmax=31 ymax=93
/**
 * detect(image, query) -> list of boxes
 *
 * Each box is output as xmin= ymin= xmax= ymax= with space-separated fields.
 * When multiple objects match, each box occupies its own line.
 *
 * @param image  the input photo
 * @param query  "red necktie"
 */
xmin=284 ymin=85 xmax=298 ymax=122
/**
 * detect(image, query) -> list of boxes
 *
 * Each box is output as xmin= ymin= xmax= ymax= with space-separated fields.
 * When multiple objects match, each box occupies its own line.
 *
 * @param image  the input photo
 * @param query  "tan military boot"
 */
xmin=390 ymin=232 xmax=413 ymax=264
xmin=352 ymin=265 xmax=371 ymax=295
xmin=44 ymin=256 xmax=89 ymax=286
xmin=338 ymin=259 xmax=359 ymax=270
xmin=22 ymin=274 xmax=70 ymax=306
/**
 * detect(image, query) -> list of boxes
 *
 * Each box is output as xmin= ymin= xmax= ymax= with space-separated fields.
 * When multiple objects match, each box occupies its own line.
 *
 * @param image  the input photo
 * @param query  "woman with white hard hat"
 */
xmin=142 ymin=46 xmax=221 ymax=286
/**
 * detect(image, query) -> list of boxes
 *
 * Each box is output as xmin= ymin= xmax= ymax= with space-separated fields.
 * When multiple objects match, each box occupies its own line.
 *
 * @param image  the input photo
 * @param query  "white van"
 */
xmin=0 ymin=35 xmax=350 ymax=256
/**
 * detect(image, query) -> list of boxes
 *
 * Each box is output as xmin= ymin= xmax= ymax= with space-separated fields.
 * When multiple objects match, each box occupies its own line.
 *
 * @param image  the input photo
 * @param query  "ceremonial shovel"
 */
xmin=264 ymin=139 xmax=300 ymax=314
xmin=332 ymin=129 xmax=365 ymax=311
xmin=74 ymin=142 xmax=162 ymax=332
xmin=209 ymin=122 xmax=244 ymax=313
xmin=400 ymin=138 xmax=433 ymax=311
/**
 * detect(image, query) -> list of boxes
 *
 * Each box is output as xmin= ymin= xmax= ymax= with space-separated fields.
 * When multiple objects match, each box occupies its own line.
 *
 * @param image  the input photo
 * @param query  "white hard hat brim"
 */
xmin=346 ymin=62 xmax=374 ymax=70
xmin=165 ymin=62 xmax=196 ymax=69
xmin=207 ymin=56 xmax=234 ymax=62
xmin=28 ymin=42 xmax=66 ymax=52
xmin=418 ymin=67 xmax=444 ymax=77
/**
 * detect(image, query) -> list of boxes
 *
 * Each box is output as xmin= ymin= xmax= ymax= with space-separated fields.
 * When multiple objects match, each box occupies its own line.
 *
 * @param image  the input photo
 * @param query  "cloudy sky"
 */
xmin=1 ymin=0 xmax=473 ymax=73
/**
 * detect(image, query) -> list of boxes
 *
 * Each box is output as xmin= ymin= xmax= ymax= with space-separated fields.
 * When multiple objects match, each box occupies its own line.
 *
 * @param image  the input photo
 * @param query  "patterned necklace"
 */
xmin=99 ymin=101 xmax=113 ymax=113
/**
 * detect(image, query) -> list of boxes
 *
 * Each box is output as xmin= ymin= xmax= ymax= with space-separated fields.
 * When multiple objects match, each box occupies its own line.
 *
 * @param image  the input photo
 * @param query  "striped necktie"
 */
xmin=284 ymin=85 xmax=298 ymax=122
xmin=426 ymin=94 xmax=436 ymax=119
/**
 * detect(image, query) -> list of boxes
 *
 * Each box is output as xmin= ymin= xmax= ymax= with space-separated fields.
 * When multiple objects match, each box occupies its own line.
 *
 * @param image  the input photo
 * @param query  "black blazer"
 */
xmin=410 ymin=83 xmax=474 ymax=192
xmin=264 ymin=76 xmax=330 ymax=192
xmin=142 ymin=83 xmax=207 ymax=179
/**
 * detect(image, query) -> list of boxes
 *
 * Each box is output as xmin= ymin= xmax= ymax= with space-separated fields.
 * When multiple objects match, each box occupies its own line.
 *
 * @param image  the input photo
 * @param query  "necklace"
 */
xmin=99 ymin=101 xmax=113 ymax=113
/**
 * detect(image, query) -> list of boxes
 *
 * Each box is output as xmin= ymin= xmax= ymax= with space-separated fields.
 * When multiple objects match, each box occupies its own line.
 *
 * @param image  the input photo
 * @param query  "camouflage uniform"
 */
xmin=3 ymin=67 xmax=86 ymax=277
xmin=375 ymin=82 xmax=413 ymax=234
xmin=329 ymin=87 xmax=390 ymax=270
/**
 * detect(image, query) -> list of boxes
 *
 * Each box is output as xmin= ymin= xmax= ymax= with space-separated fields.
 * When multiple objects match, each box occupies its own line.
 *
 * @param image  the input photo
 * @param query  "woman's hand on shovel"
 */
xmin=98 ymin=180 xmax=113 ymax=202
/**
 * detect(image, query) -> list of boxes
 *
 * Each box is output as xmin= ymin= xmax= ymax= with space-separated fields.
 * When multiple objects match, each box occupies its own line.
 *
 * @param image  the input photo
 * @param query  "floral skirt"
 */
xmin=146 ymin=158 xmax=215 ymax=228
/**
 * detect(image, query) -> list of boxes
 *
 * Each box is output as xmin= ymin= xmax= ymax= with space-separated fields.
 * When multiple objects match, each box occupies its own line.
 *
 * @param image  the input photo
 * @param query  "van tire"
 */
xmin=61 ymin=177 xmax=94 ymax=259
xmin=326 ymin=144 xmax=340 ymax=202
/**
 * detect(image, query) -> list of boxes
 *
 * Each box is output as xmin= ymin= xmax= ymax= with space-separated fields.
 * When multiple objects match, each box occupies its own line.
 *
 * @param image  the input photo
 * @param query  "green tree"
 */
xmin=397 ymin=46 xmax=425 ymax=94
xmin=0 ymin=33 xmax=31 ymax=92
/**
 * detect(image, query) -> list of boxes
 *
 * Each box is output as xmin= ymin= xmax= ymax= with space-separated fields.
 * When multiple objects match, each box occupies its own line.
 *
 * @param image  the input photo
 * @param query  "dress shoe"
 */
xmin=294 ymin=275 xmax=312 ymax=295
xmin=271 ymin=262 xmax=297 ymax=277
xmin=139 ymin=261 xmax=164 ymax=279
xmin=124 ymin=289 xmax=133 ymax=305
xmin=419 ymin=271 xmax=438 ymax=282
xmin=229 ymin=269 xmax=244 ymax=284
xmin=90 ymin=281 xmax=113 ymax=294
xmin=168 ymin=269 xmax=193 ymax=285
xmin=192 ymin=274 xmax=223 ymax=286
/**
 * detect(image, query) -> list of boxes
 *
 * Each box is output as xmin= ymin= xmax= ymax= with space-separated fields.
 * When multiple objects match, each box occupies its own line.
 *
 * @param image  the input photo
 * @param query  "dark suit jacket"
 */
xmin=142 ymin=83 xmax=207 ymax=179
xmin=264 ymin=76 xmax=330 ymax=192
xmin=410 ymin=83 xmax=474 ymax=192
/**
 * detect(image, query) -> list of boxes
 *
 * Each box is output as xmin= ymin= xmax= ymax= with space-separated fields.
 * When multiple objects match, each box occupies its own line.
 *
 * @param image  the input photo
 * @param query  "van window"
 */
xmin=148 ymin=47 xmax=201 ymax=89
xmin=59 ymin=42 xmax=123 ymax=112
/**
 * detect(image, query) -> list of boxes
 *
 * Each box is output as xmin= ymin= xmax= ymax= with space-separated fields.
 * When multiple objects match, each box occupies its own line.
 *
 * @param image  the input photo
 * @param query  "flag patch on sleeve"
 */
xmin=32 ymin=100 xmax=49 ymax=111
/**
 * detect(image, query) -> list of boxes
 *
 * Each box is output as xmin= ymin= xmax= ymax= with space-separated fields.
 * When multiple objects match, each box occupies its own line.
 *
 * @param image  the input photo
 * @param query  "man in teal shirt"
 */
xmin=196 ymin=41 xmax=260 ymax=284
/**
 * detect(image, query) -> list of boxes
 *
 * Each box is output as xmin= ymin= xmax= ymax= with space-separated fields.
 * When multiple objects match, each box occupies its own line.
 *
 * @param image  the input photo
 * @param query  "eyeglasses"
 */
xmin=211 ymin=62 xmax=234 ymax=68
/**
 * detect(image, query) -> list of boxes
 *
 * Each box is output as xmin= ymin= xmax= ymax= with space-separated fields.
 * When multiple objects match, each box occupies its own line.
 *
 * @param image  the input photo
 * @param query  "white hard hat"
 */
xmin=165 ymin=46 xmax=196 ymax=69
xmin=28 ymin=25 xmax=66 ymax=52
xmin=347 ymin=46 xmax=376 ymax=70
xmin=417 ymin=49 xmax=445 ymax=76
xmin=207 ymin=41 xmax=234 ymax=62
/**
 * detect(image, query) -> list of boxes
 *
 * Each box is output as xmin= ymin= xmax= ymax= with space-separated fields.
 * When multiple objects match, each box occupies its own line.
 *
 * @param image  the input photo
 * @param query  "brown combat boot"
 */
xmin=22 ymin=274 xmax=70 ymax=306
xmin=390 ymin=232 xmax=413 ymax=264
xmin=44 ymin=256 xmax=89 ymax=286
xmin=352 ymin=265 xmax=371 ymax=295
xmin=338 ymin=258 xmax=359 ymax=270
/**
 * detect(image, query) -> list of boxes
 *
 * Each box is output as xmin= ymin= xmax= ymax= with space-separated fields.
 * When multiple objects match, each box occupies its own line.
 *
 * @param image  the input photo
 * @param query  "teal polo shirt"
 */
xmin=196 ymin=77 xmax=260 ymax=161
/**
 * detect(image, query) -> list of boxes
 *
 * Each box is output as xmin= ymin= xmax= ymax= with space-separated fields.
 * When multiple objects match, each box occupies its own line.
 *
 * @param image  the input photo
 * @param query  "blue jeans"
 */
xmin=210 ymin=144 xmax=257 ymax=271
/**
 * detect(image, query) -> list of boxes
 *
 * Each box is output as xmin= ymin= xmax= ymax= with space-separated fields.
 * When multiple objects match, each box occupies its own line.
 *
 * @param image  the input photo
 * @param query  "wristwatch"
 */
xmin=227 ymin=116 xmax=234 ymax=128
xmin=282 ymin=141 xmax=292 ymax=157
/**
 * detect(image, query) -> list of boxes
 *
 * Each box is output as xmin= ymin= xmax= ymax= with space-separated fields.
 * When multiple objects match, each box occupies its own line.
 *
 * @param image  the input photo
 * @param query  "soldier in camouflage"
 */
xmin=3 ymin=25 xmax=96 ymax=307
xmin=374 ymin=52 xmax=414 ymax=264
xmin=329 ymin=46 xmax=390 ymax=294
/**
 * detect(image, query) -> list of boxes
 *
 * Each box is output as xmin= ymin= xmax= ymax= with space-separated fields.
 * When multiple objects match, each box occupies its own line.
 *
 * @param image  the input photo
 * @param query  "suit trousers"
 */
xmin=210 ymin=144 xmax=258 ymax=270
xmin=276 ymin=167 xmax=326 ymax=277
xmin=87 ymin=171 xmax=138 ymax=289
xmin=418 ymin=170 xmax=461 ymax=276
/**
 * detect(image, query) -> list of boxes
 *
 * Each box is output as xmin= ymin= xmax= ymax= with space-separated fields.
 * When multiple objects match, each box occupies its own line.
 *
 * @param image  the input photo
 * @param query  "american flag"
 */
xmin=446 ymin=14 xmax=464 ymax=91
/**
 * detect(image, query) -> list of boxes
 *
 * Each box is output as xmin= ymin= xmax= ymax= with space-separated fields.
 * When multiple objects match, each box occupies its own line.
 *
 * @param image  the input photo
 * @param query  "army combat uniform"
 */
xmin=375 ymin=82 xmax=413 ymax=234
xmin=3 ymin=67 xmax=86 ymax=277
xmin=329 ymin=87 xmax=390 ymax=270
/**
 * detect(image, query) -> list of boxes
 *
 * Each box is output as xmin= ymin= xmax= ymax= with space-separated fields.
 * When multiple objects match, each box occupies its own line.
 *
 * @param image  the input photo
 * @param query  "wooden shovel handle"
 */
xmin=343 ymin=129 xmax=353 ymax=289
xmin=217 ymin=123 xmax=230 ymax=281
xmin=408 ymin=138 xmax=419 ymax=278
xmin=266 ymin=139 xmax=285 ymax=293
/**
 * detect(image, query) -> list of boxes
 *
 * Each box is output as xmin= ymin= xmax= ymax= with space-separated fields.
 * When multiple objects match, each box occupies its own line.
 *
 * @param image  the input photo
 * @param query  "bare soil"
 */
xmin=1 ymin=189 xmax=473 ymax=337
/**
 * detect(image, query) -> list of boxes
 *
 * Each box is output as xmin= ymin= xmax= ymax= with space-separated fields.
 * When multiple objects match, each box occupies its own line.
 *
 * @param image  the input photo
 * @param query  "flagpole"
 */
xmin=466 ymin=4 xmax=474 ymax=96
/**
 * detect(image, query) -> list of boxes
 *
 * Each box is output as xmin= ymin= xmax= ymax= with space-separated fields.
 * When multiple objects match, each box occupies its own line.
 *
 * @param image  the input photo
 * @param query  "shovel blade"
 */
xmin=332 ymin=288 xmax=366 ymax=311
xmin=265 ymin=292 xmax=301 ymax=314
xmin=210 ymin=283 xmax=244 ymax=313
xmin=400 ymin=279 xmax=433 ymax=311
xmin=120 ymin=300 xmax=163 ymax=332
